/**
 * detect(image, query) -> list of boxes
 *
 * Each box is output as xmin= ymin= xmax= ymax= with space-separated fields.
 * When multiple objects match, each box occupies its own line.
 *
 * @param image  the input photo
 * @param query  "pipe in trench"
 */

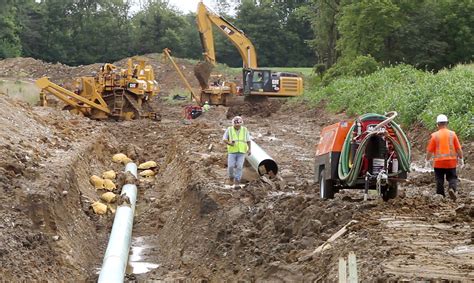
xmin=98 ymin=162 xmax=137 ymax=283
xmin=246 ymin=140 xmax=278 ymax=176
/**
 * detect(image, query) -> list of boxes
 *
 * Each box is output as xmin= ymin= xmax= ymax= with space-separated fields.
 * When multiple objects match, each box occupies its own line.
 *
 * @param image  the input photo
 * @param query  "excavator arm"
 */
xmin=196 ymin=2 xmax=257 ymax=69
xmin=195 ymin=1 xmax=303 ymax=98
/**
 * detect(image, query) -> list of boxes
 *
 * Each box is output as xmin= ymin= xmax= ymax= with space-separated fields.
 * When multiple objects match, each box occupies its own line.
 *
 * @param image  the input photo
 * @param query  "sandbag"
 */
xmin=112 ymin=153 xmax=128 ymax=163
xmin=102 ymin=170 xmax=116 ymax=180
xmin=91 ymin=201 xmax=107 ymax=215
xmin=121 ymin=157 xmax=133 ymax=165
xmin=100 ymin=192 xmax=117 ymax=203
xmin=90 ymin=175 xmax=105 ymax=189
xmin=139 ymin=169 xmax=155 ymax=177
xmin=138 ymin=161 xmax=157 ymax=169
xmin=104 ymin=179 xmax=116 ymax=191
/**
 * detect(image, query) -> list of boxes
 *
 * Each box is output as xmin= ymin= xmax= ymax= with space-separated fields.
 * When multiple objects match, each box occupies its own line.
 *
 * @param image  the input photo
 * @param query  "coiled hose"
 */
xmin=338 ymin=112 xmax=411 ymax=187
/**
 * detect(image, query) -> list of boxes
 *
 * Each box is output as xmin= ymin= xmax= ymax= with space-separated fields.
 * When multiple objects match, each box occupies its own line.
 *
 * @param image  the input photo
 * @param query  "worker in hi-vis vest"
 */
xmin=425 ymin=114 xmax=464 ymax=200
xmin=223 ymin=116 xmax=251 ymax=185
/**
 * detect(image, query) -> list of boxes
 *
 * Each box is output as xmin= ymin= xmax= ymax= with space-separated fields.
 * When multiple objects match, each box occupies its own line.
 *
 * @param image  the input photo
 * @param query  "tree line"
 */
xmin=0 ymin=0 xmax=472 ymax=71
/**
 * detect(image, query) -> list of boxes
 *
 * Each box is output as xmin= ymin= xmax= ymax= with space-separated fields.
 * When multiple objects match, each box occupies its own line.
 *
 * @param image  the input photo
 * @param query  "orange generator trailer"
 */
xmin=314 ymin=112 xmax=411 ymax=201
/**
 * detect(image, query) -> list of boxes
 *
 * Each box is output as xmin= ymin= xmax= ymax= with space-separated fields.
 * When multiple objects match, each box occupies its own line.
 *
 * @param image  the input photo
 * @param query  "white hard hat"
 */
xmin=436 ymin=114 xmax=448 ymax=123
xmin=232 ymin=116 xmax=243 ymax=125
xmin=205 ymin=101 xmax=209 ymax=104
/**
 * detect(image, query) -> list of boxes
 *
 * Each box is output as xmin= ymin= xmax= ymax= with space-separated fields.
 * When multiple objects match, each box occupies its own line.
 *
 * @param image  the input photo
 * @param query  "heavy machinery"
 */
xmin=314 ymin=112 xmax=411 ymax=201
xmin=36 ymin=58 xmax=160 ymax=120
xmin=163 ymin=47 xmax=236 ymax=106
xmin=196 ymin=1 xmax=303 ymax=105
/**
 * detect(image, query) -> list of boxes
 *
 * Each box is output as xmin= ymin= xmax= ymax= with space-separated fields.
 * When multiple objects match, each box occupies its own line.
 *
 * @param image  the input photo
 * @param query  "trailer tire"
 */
xmin=319 ymin=168 xmax=335 ymax=199
xmin=382 ymin=182 xmax=398 ymax=201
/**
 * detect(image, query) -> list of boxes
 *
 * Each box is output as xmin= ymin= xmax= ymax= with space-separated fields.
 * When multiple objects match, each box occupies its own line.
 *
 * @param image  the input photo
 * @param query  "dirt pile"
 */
xmin=0 ymin=69 xmax=472 ymax=281
xmin=194 ymin=61 xmax=214 ymax=89
xmin=0 ymin=54 xmax=202 ymax=95
xmin=0 ymin=93 xmax=125 ymax=280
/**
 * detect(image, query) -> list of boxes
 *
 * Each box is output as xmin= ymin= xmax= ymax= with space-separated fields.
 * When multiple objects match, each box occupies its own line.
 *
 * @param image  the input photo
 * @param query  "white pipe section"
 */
xmin=246 ymin=140 xmax=278 ymax=176
xmin=98 ymin=163 xmax=138 ymax=283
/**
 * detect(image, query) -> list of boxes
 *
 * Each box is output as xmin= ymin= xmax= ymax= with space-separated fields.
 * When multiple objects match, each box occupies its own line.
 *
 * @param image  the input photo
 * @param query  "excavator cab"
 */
xmin=243 ymin=69 xmax=271 ymax=94
xmin=243 ymin=69 xmax=302 ymax=97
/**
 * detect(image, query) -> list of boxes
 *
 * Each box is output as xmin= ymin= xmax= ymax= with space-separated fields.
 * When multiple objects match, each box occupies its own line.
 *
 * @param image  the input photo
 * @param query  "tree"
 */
xmin=337 ymin=0 xmax=401 ymax=61
xmin=439 ymin=0 xmax=474 ymax=67
xmin=131 ymin=1 xmax=188 ymax=56
xmin=304 ymin=0 xmax=340 ymax=67
xmin=0 ymin=2 xmax=22 ymax=58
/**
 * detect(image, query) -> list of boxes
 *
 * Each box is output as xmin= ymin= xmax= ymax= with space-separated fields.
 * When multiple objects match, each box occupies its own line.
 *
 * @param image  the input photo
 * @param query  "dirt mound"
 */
xmin=0 ymin=57 xmax=71 ymax=79
xmin=194 ymin=61 xmax=213 ymax=89
xmin=0 ymin=54 xmax=202 ymax=96
xmin=226 ymin=97 xmax=283 ymax=118
xmin=0 ymin=93 xmax=122 ymax=280
xmin=112 ymin=54 xmax=202 ymax=95
xmin=0 ymin=72 xmax=472 ymax=282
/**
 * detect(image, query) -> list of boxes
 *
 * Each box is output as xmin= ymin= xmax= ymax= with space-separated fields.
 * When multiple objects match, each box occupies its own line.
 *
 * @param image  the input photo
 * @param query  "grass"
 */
xmin=230 ymin=67 xmax=313 ymax=77
xmin=303 ymin=63 xmax=474 ymax=140
xmin=0 ymin=79 xmax=40 ymax=104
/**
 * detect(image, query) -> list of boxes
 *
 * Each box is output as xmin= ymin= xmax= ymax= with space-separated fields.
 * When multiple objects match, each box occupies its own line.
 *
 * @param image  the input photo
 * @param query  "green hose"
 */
xmin=338 ymin=113 xmax=411 ymax=187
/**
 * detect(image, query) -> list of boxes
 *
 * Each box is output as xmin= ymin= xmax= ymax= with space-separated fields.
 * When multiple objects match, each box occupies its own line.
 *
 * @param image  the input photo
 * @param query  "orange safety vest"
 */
xmin=432 ymin=129 xmax=457 ymax=162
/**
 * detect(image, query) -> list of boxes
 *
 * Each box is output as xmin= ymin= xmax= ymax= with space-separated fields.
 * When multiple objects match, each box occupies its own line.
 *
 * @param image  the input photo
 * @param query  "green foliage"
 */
xmin=305 ymin=64 xmax=474 ymax=139
xmin=303 ymin=0 xmax=339 ymax=67
xmin=338 ymin=0 xmax=401 ymax=60
xmin=231 ymin=0 xmax=315 ymax=67
xmin=0 ymin=4 xmax=22 ymax=58
xmin=305 ymin=0 xmax=474 ymax=71
xmin=322 ymin=55 xmax=380 ymax=85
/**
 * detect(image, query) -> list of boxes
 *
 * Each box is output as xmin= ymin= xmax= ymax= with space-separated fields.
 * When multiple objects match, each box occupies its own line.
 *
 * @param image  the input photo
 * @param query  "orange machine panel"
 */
xmin=315 ymin=121 xmax=353 ymax=156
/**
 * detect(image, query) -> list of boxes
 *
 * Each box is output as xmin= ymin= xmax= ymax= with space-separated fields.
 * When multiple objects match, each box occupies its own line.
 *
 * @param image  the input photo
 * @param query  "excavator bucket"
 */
xmin=194 ymin=61 xmax=213 ymax=89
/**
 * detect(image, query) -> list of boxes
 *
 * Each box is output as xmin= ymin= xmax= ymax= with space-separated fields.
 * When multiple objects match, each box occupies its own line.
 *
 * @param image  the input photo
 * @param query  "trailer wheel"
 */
xmin=381 ymin=182 xmax=398 ymax=201
xmin=319 ymin=168 xmax=335 ymax=199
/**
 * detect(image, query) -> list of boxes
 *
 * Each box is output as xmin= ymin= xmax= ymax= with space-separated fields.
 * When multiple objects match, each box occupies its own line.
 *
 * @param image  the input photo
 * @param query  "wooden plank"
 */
xmin=338 ymin=257 xmax=347 ymax=283
xmin=348 ymin=251 xmax=358 ymax=283
xmin=298 ymin=220 xmax=358 ymax=261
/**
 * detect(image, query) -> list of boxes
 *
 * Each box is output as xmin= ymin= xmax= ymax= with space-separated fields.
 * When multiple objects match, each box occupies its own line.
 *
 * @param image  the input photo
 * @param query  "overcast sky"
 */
xmin=130 ymin=0 xmax=237 ymax=15
xmin=167 ymin=0 xmax=214 ymax=13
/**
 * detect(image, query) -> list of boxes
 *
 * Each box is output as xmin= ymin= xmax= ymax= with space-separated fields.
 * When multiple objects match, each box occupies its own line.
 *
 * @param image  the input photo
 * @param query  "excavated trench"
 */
xmin=0 ymin=134 xmax=116 ymax=280
xmin=0 ymin=94 xmax=472 ymax=281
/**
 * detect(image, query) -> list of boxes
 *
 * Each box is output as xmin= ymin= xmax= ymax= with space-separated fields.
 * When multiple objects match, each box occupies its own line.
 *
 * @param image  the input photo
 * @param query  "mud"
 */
xmin=0 ymin=58 xmax=472 ymax=281
xmin=194 ymin=61 xmax=214 ymax=89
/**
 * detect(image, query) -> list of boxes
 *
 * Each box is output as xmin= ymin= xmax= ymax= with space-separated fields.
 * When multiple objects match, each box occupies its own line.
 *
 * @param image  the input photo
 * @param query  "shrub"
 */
xmin=305 ymin=64 xmax=474 ymax=139
xmin=321 ymin=55 xmax=380 ymax=85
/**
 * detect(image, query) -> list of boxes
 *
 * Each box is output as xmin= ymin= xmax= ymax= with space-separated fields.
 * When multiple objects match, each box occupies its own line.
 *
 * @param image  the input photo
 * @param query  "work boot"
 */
xmin=448 ymin=188 xmax=457 ymax=201
xmin=233 ymin=179 xmax=241 ymax=188
xmin=225 ymin=178 xmax=233 ymax=185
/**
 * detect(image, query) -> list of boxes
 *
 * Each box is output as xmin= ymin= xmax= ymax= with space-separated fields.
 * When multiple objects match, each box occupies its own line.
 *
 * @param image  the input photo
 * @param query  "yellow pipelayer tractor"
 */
xmin=36 ymin=58 xmax=160 ymax=120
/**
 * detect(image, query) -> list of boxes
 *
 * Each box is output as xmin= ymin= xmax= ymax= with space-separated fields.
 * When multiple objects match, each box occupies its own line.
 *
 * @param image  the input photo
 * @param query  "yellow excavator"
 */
xmin=36 ymin=58 xmax=160 ymax=120
xmin=196 ymin=1 xmax=303 ymax=104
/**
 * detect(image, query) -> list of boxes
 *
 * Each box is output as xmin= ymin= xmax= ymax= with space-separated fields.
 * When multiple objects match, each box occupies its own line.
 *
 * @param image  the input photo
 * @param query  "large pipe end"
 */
xmin=258 ymin=159 xmax=278 ymax=176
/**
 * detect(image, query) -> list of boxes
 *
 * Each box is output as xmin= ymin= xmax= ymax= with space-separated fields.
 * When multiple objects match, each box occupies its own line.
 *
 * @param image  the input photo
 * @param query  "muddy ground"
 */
xmin=0 ymin=57 xmax=473 ymax=281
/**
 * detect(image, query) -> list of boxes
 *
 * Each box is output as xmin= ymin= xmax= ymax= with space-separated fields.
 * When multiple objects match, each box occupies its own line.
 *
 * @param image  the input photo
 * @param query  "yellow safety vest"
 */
xmin=227 ymin=126 xmax=248 ymax=153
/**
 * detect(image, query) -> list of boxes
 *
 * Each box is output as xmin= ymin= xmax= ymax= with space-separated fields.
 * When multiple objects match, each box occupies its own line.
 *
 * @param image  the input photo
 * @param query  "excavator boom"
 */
xmin=196 ymin=2 xmax=257 ymax=69
xmin=196 ymin=2 xmax=303 ymax=98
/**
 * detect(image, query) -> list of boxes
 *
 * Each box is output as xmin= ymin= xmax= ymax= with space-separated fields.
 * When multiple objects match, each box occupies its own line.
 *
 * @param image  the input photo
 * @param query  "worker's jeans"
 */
xmin=434 ymin=168 xmax=457 ymax=196
xmin=228 ymin=153 xmax=246 ymax=182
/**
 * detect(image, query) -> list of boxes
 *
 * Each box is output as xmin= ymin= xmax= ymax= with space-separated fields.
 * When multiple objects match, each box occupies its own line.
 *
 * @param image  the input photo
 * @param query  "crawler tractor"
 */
xmin=36 ymin=58 xmax=160 ymax=120
xmin=314 ymin=112 xmax=411 ymax=201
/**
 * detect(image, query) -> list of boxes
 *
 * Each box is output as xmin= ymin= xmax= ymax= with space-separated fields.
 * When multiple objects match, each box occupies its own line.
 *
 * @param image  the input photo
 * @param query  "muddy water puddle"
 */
xmin=126 ymin=236 xmax=160 ymax=275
